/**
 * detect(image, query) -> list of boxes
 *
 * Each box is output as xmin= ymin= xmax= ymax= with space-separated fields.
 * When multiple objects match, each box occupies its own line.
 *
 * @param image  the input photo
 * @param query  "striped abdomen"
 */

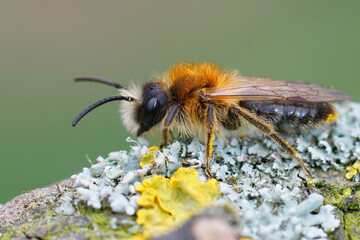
xmin=238 ymin=100 xmax=337 ymax=130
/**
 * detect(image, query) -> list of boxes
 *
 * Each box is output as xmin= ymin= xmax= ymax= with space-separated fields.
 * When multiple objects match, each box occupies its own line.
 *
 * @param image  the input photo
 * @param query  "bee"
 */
xmin=73 ymin=62 xmax=351 ymax=178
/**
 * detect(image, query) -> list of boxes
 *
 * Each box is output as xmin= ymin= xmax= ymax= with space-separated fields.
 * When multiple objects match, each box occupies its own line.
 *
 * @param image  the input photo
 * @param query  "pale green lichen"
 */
xmin=59 ymin=103 xmax=360 ymax=239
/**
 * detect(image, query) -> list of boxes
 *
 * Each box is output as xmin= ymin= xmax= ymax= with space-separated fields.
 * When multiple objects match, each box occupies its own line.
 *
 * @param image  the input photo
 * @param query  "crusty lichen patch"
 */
xmin=135 ymin=167 xmax=221 ymax=239
xmin=310 ymin=181 xmax=360 ymax=212
xmin=346 ymin=161 xmax=360 ymax=180
xmin=140 ymin=146 xmax=159 ymax=168
xmin=1 ymin=203 xmax=135 ymax=240
xmin=309 ymin=180 xmax=360 ymax=240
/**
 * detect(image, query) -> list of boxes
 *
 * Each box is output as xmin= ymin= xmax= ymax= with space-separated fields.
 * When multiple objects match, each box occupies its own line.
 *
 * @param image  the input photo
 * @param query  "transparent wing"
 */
xmin=203 ymin=76 xmax=351 ymax=102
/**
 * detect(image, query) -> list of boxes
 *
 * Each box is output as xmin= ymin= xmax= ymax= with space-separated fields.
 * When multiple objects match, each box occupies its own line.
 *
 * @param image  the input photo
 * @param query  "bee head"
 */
xmin=133 ymin=82 xmax=169 ymax=136
xmin=72 ymin=76 xmax=169 ymax=137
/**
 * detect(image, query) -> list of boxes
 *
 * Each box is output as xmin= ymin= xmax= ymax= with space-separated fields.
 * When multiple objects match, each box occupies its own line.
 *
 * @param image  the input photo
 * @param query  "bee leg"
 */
xmin=231 ymin=106 xmax=312 ymax=178
xmin=161 ymin=105 xmax=179 ymax=148
xmin=205 ymin=104 xmax=215 ymax=178
xmin=161 ymin=129 xmax=169 ymax=149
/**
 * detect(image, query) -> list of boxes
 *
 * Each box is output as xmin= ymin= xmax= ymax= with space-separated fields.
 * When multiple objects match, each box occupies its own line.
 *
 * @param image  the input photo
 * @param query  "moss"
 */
xmin=87 ymin=209 xmax=112 ymax=228
xmin=343 ymin=211 xmax=360 ymax=240
xmin=76 ymin=206 xmax=136 ymax=238
xmin=310 ymin=180 xmax=360 ymax=240
xmin=1 ymin=204 xmax=59 ymax=239
xmin=0 ymin=201 xmax=137 ymax=240
xmin=31 ymin=211 xmax=42 ymax=219
xmin=0 ymin=227 xmax=15 ymax=240
xmin=323 ymin=185 xmax=359 ymax=212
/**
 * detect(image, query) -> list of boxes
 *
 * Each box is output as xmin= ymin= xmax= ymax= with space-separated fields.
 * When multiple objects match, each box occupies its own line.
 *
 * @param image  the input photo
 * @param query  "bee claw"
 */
xmin=305 ymin=169 xmax=313 ymax=179
xmin=204 ymin=167 xmax=213 ymax=178
xmin=204 ymin=160 xmax=213 ymax=178
xmin=295 ymin=155 xmax=313 ymax=179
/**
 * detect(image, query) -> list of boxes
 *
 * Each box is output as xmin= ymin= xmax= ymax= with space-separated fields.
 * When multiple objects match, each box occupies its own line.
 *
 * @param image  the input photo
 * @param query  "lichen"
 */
xmin=3 ymin=102 xmax=360 ymax=239
xmin=135 ymin=167 xmax=221 ymax=239
xmin=56 ymin=103 xmax=360 ymax=239
xmin=309 ymin=180 xmax=360 ymax=240
xmin=311 ymin=182 xmax=360 ymax=212
xmin=0 ymin=192 xmax=137 ymax=239
xmin=345 ymin=161 xmax=360 ymax=180
xmin=140 ymin=146 xmax=159 ymax=168
xmin=0 ymin=229 xmax=13 ymax=240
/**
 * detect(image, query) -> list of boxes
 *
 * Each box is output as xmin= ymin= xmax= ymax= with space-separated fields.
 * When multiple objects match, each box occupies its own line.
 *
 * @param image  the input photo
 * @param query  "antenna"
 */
xmin=72 ymin=95 xmax=133 ymax=126
xmin=74 ymin=76 xmax=128 ymax=90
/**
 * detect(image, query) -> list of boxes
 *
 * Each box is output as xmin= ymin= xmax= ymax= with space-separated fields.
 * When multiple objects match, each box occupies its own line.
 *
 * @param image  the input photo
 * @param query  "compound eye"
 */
xmin=146 ymin=97 xmax=158 ymax=112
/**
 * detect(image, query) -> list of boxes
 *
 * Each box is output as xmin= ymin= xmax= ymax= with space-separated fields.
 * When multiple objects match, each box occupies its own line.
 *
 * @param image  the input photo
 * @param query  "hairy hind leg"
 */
xmin=231 ymin=106 xmax=312 ymax=178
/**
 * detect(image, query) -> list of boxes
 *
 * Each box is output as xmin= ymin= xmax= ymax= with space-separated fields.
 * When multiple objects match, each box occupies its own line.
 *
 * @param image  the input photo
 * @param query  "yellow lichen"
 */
xmin=140 ymin=146 xmax=159 ymax=168
xmin=134 ymin=167 xmax=221 ymax=239
xmin=345 ymin=161 xmax=360 ymax=180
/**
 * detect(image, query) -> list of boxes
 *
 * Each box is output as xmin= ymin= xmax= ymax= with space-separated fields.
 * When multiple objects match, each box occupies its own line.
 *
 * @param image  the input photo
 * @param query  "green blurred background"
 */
xmin=1 ymin=1 xmax=359 ymax=203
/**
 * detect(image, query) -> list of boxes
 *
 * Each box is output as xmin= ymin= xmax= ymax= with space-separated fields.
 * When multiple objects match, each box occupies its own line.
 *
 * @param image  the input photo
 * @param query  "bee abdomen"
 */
xmin=239 ymin=101 xmax=336 ymax=130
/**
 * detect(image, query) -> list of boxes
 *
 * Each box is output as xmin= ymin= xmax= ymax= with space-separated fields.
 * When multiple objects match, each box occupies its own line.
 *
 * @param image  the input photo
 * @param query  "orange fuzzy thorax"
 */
xmin=159 ymin=62 xmax=238 ymax=103
xmin=154 ymin=62 xmax=239 ymax=136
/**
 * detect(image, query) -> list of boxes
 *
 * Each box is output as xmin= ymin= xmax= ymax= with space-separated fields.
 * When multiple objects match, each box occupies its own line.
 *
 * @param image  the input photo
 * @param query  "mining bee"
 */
xmin=73 ymin=62 xmax=351 ymax=178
